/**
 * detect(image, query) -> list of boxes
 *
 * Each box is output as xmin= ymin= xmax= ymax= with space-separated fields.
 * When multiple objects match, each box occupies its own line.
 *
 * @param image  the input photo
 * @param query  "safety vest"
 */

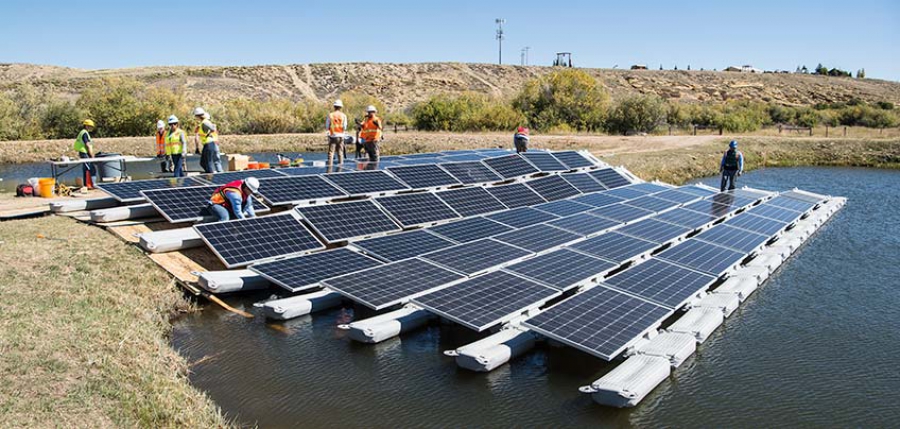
xmin=156 ymin=130 xmax=166 ymax=155
xmin=328 ymin=111 xmax=346 ymax=135
xmin=74 ymin=129 xmax=91 ymax=153
xmin=359 ymin=115 xmax=382 ymax=142
xmin=210 ymin=180 xmax=250 ymax=210
xmin=165 ymin=129 xmax=186 ymax=155
xmin=197 ymin=119 xmax=218 ymax=144
xmin=723 ymin=149 xmax=740 ymax=170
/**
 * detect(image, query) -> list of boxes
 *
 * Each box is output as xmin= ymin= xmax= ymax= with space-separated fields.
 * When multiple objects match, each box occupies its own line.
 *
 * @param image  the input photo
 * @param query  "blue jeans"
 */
xmin=171 ymin=154 xmax=184 ymax=177
xmin=79 ymin=152 xmax=97 ymax=187
xmin=208 ymin=203 xmax=231 ymax=222
xmin=200 ymin=143 xmax=223 ymax=173
xmin=721 ymin=170 xmax=738 ymax=191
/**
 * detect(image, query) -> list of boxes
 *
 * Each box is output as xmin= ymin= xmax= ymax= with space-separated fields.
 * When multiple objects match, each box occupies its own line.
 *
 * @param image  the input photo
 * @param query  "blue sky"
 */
xmin=3 ymin=0 xmax=898 ymax=80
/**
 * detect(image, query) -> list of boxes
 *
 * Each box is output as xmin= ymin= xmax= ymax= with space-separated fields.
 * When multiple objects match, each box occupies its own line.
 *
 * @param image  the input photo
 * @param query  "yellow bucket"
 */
xmin=38 ymin=178 xmax=56 ymax=198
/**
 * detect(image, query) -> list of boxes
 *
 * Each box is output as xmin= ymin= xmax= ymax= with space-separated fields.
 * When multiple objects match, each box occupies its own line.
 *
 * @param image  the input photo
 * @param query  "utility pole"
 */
xmin=495 ymin=18 xmax=505 ymax=65
xmin=524 ymin=46 xmax=530 ymax=65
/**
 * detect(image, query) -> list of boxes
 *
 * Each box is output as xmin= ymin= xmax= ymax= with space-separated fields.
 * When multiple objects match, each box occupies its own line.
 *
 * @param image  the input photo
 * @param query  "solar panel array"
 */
xmin=526 ymin=175 xmax=581 ymax=201
xmin=426 ymin=216 xmax=513 ymax=243
xmin=323 ymin=171 xmax=410 ymax=196
xmin=435 ymin=187 xmax=507 ymax=217
xmin=141 ymin=185 xmax=270 ymax=223
xmin=375 ymin=192 xmax=460 ymax=227
xmin=296 ymin=200 xmax=400 ymax=243
xmin=194 ymin=212 xmax=324 ymax=268
xmin=256 ymin=175 xmax=346 ymax=206
xmin=482 ymin=154 xmax=541 ymax=179
xmin=519 ymin=151 xmax=568 ymax=172
xmin=98 ymin=177 xmax=205 ymax=202
xmin=386 ymin=164 xmax=461 ymax=189
xmin=486 ymin=183 xmax=547 ymax=208
xmin=323 ymin=258 xmax=466 ymax=310
xmin=352 ymin=230 xmax=455 ymax=262
xmin=503 ymin=249 xmax=616 ymax=291
xmin=250 ymin=248 xmax=382 ymax=292
xmin=421 ymin=238 xmax=533 ymax=276
xmin=439 ymin=161 xmax=503 ymax=184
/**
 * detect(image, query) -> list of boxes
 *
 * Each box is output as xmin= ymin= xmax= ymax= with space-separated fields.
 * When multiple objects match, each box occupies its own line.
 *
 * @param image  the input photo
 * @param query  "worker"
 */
xmin=165 ymin=115 xmax=188 ymax=177
xmin=155 ymin=120 xmax=173 ymax=173
xmin=514 ymin=126 xmax=530 ymax=153
xmin=206 ymin=177 xmax=260 ymax=222
xmin=358 ymin=105 xmax=383 ymax=161
xmin=192 ymin=107 xmax=222 ymax=173
xmin=74 ymin=119 xmax=97 ymax=189
xmin=325 ymin=99 xmax=348 ymax=166
xmin=719 ymin=140 xmax=744 ymax=191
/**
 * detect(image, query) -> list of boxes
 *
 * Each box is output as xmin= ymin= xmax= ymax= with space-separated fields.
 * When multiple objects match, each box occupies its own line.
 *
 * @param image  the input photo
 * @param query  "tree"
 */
xmin=513 ymin=69 xmax=610 ymax=131
xmin=814 ymin=63 xmax=828 ymax=75
xmin=801 ymin=65 xmax=809 ymax=74
xmin=606 ymin=95 xmax=666 ymax=135
xmin=856 ymin=68 xmax=866 ymax=79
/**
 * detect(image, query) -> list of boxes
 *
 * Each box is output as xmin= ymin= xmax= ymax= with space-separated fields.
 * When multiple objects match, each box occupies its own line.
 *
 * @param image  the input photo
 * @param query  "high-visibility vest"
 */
xmin=156 ymin=131 xmax=166 ymax=155
xmin=210 ymin=179 xmax=249 ymax=210
xmin=165 ymin=129 xmax=186 ymax=155
xmin=359 ymin=115 xmax=382 ymax=142
xmin=197 ymin=119 xmax=219 ymax=144
xmin=74 ymin=129 xmax=91 ymax=153
xmin=328 ymin=111 xmax=346 ymax=135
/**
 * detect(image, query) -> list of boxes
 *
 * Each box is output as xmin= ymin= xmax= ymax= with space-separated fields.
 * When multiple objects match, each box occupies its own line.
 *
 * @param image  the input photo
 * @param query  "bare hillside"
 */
xmin=1 ymin=62 xmax=898 ymax=109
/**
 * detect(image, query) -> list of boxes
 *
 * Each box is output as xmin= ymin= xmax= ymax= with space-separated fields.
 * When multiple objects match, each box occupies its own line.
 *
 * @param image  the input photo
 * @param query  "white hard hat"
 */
xmin=193 ymin=107 xmax=206 ymax=117
xmin=167 ymin=115 xmax=179 ymax=124
xmin=366 ymin=105 xmax=377 ymax=113
xmin=202 ymin=112 xmax=210 ymax=120
xmin=244 ymin=177 xmax=260 ymax=194
xmin=157 ymin=120 xmax=165 ymax=129
xmin=333 ymin=99 xmax=343 ymax=108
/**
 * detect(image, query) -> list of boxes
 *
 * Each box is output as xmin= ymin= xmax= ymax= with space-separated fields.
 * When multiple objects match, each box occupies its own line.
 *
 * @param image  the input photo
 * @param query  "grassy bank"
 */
xmin=0 ymin=216 xmax=229 ymax=427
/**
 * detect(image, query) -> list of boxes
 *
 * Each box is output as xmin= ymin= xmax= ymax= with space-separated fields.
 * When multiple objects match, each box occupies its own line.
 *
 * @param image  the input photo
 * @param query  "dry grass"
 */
xmin=0 ymin=216 xmax=231 ymax=428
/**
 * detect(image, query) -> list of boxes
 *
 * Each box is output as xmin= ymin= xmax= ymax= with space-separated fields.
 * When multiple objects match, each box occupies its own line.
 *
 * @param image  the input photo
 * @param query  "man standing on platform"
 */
xmin=325 ymin=99 xmax=348 ymax=166
xmin=358 ymin=105 xmax=383 ymax=162
xmin=74 ymin=119 xmax=97 ymax=189
xmin=719 ymin=140 xmax=744 ymax=191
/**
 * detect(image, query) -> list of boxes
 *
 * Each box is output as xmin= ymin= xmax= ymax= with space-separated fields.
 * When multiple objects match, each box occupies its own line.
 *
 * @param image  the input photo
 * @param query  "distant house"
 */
xmin=630 ymin=64 xmax=648 ymax=70
xmin=724 ymin=65 xmax=763 ymax=73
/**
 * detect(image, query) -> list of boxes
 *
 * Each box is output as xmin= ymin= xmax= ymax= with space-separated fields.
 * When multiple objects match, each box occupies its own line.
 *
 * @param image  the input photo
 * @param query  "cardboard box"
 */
xmin=227 ymin=154 xmax=250 ymax=171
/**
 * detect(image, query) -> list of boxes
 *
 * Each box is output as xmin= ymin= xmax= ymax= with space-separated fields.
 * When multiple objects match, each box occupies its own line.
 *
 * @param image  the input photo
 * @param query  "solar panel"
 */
xmin=520 ymin=152 xmax=568 ymax=172
xmin=375 ymin=193 xmax=460 ymax=228
xmin=616 ymin=218 xmax=692 ymax=244
xmin=657 ymin=239 xmax=747 ymax=276
xmin=439 ymin=161 xmax=503 ymax=184
xmin=652 ymin=189 xmax=702 ymax=205
xmin=256 ymin=175 xmax=347 ymax=206
xmin=486 ymin=207 xmax=560 ymax=228
xmin=322 ymin=258 xmax=465 ymax=310
xmin=426 ymin=217 xmax=513 ymax=243
xmin=749 ymin=204 xmax=804 ymax=223
xmin=420 ymin=238 xmax=532 ymax=276
xmin=482 ymin=154 xmax=540 ymax=179
xmin=486 ymin=183 xmax=546 ymax=208
xmin=589 ymin=168 xmax=632 ymax=188
xmin=249 ymin=248 xmax=383 ymax=293
xmin=352 ymin=230 xmax=455 ymax=262
xmin=534 ymin=200 xmax=594 ymax=217
xmin=525 ymin=175 xmax=581 ymax=201
xmin=494 ymin=224 xmax=582 ymax=253
xmin=723 ymin=212 xmax=788 ymax=236
xmin=504 ymin=249 xmax=617 ymax=291
xmin=725 ymin=188 xmax=772 ymax=200
xmin=569 ymin=232 xmax=658 ymax=264
xmin=441 ymin=154 xmax=489 ymax=162
xmin=276 ymin=166 xmax=330 ymax=176
xmin=781 ymin=190 xmax=825 ymax=204
xmin=677 ymin=186 xmax=718 ymax=197
xmin=573 ymin=192 xmax=626 ymax=208
xmin=588 ymin=203 xmax=655 ymax=223
xmin=412 ymin=270 xmax=559 ymax=332
xmin=435 ymin=187 xmax=507 ymax=217
xmin=547 ymin=213 xmax=622 ymax=236
xmin=295 ymin=200 xmax=400 ymax=243
xmin=551 ymin=151 xmax=595 ymax=169
xmin=98 ymin=177 xmax=205 ymax=202
xmin=604 ymin=259 xmax=717 ymax=309
xmin=655 ymin=208 xmax=719 ymax=230
xmin=629 ymin=183 xmax=672 ymax=194
xmin=194 ymin=212 xmax=324 ymax=268
xmin=522 ymin=286 xmax=671 ymax=360
xmin=624 ymin=196 xmax=679 ymax=213
xmin=400 ymin=152 xmax=443 ymax=159
xmin=560 ymin=173 xmax=607 ymax=193
xmin=682 ymin=200 xmax=734 ymax=218
xmin=604 ymin=187 xmax=648 ymax=200
xmin=386 ymin=164 xmax=461 ymax=189
xmin=765 ymin=195 xmax=816 ymax=212
xmin=141 ymin=185 xmax=270 ymax=223
xmin=694 ymin=223 xmax=771 ymax=253
xmin=198 ymin=168 xmax=286 ymax=184
xmin=322 ymin=171 xmax=410 ymax=196
xmin=707 ymin=192 xmax=758 ymax=209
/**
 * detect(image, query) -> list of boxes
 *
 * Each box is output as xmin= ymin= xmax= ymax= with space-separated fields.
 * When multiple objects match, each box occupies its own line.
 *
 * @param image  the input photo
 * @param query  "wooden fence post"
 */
xmin=825 ymin=126 xmax=829 ymax=137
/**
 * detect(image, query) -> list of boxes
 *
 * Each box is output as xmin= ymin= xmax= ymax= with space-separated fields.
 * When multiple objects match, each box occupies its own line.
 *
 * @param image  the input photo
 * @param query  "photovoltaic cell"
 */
xmin=589 ymin=168 xmax=631 ymax=189
xmin=682 ymin=200 xmax=735 ymax=219
xmin=421 ymin=238 xmax=532 ymax=276
xmin=249 ymin=248 xmax=383 ymax=293
xmin=569 ymin=232 xmax=658 ymax=264
xmin=561 ymin=173 xmax=607 ymax=193
xmin=439 ymin=161 xmax=503 ymax=184
xmin=765 ymin=195 xmax=816 ymax=212
xmin=534 ymin=200 xmax=594 ymax=217
xmin=624 ymin=196 xmax=679 ymax=213
xmin=723 ymin=213 xmax=788 ymax=236
xmin=504 ymin=249 xmax=617 ymax=291
xmin=386 ymin=164 xmax=461 ymax=189
xmin=676 ymin=186 xmax=718 ymax=197
xmin=486 ymin=183 xmax=546 ymax=208
xmin=657 ymin=239 xmax=747 ymax=276
xmin=525 ymin=175 xmax=581 ymax=201
xmin=375 ymin=192 xmax=460 ymax=227
xmin=604 ymin=259 xmax=717 ymax=309
xmin=352 ymin=230 xmax=455 ymax=262
xmin=588 ymin=203 xmax=655 ymax=223
xmin=547 ymin=213 xmax=622 ymax=236
xmin=482 ymin=154 xmax=540 ymax=179
xmin=256 ymin=175 xmax=346 ymax=205
xmin=98 ymin=177 xmax=204 ymax=202
xmin=749 ymin=204 xmax=804 ymax=223
xmin=197 ymin=168 xmax=286 ymax=185
xmin=323 ymin=170 xmax=409 ymax=196
xmin=551 ymin=151 xmax=595 ymax=169
xmin=652 ymin=189 xmax=702 ymax=205
xmin=523 ymin=287 xmax=671 ymax=360
xmin=426 ymin=217 xmax=513 ymax=243
xmin=628 ymin=183 xmax=672 ymax=194
xmin=694 ymin=223 xmax=771 ymax=253
xmin=573 ymin=192 xmax=625 ymax=208
xmin=141 ymin=185 xmax=269 ymax=223
xmin=520 ymin=151 xmax=568 ymax=172
xmin=604 ymin=187 xmax=648 ymax=200
xmin=486 ymin=207 xmax=559 ymax=228
xmin=295 ymin=200 xmax=400 ymax=243
xmin=322 ymin=258 xmax=465 ymax=310
xmin=655 ymin=208 xmax=719 ymax=230
xmin=494 ymin=224 xmax=583 ymax=253
xmin=194 ymin=212 xmax=324 ymax=268
xmin=435 ymin=187 xmax=507 ymax=217
xmin=616 ymin=218 xmax=692 ymax=244
xmin=413 ymin=270 xmax=559 ymax=332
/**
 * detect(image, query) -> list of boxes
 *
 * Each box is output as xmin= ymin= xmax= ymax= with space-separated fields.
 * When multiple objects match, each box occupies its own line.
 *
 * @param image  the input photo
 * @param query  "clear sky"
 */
xmin=3 ymin=0 xmax=898 ymax=80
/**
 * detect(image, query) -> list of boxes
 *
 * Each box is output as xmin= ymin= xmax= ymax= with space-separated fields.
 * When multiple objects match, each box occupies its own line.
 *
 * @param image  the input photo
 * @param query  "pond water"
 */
xmin=171 ymin=166 xmax=898 ymax=428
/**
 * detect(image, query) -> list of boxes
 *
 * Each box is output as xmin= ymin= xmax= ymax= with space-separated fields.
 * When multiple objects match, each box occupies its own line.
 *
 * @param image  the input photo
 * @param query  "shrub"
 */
xmin=606 ymin=95 xmax=666 ymax=135
xmin=410 ymin=92 xmax=523 ymax=132
xmin=76 ymin=77 xmax=185 ymax=137
xmin=513 ymin=69 xmax=609 ymax=131
xmin=40 ymin=101 xmax=85 ymax=139
xmin=337 ymin=91 xmax=387 ymax=125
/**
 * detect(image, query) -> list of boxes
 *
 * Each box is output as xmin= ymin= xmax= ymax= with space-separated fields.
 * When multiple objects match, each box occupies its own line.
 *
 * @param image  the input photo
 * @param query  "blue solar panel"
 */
xmin=534 ymin=200 xmax=594 ymax=217
xmin=551 ymin=151 xmax=595 ymax=169
xmin=323 ymin=171 xmax=410 ymax=196
xmin=421 ymin=238 xmax=533 ymax=276
xmin=652 ymin=189 xmax=702 ymax=205
xmin=560 ymin=173 xmax=607 ymax=193
xmin=296 ymin=201 xmax=400 ymax=243
xmin=616 ymin=218 xmax=692 ymax=244
xmin=494 ymin=224 xmax=583 ymax=252
xmin=682 ymin=200 xmax=735 ymax=218
xmin=386 ymin=164 xmax=461 ymax=189
xmin=142 ymin=185 xmax=270 ymax=223
xmin=352 ymin=230 xmax=455 ymax=262
xmin=194 ymin=212 xmax=324 ymax=268
xmin=486 ymin=183 xmax=547 ymax=208
xmin=654 ymin=208 xmax=719 ymax=230
xmin=486 ymin=207 xmax=559 ymax=228
xmin=588 ymin=203 xmax=655 ymax=223
xmin=573 ymin=192 xmax=626 ymax=208
xmin=625 ymin=196 xmax=679 ymax=213
xmin=723 ymin=213 xmax=788 ymax=236
xmin=694 ymin=223 xmax=771 ymax=253
xmin=440 ymin=161 xmax=503 ymax=184
xmin=98 ymin=177 xmax=205 ymax=202
xmin=603 ymin=259 xmax=716 ymax=309
xmin=482 ymin=154 xmax=540 ymax=179
xmin=525 ymin=175 xmax=581 ymax=201
xmin=676 ymin=186 xmax=718 ymax=197
xmin=569 ymin=232 xmax=658 ymax=264
xmin=780 ymin=190 xmax=825 ymax=204
xmin=322 ymin=258 xmax=465 ymax=310
xmin=435 ymin=187 xmax=507 ymax=217
xmin=256 ymin=175 xmax=347 ymax=206
xmin=749 ymin=204 xmax=804 ymax=223
xmin=604 ymin=187 xmax=648 ymax=200
xmin=375 ymin=192 xmax=460 ymax=228
xmin=426 ymin=216 xmax=513 ymax=243
xmin=628 ymin=183 xmax=672 ymax=194
xmin=765 ymin=195 xmax=816 ymax=212
xmin=520 ymin=152 xmax=568 ymax=172
xmin=504 ymin=249 xmax=617 ymax=291
xmin=547 ymin=213 xmax=622 ymax=236
xmin=657 ymin=239 xmax=747 ymax=276
xmin=589 ymin=168 xmax=632 ymax=189
xmin=249 ymin=248 xmax=383 ymax=293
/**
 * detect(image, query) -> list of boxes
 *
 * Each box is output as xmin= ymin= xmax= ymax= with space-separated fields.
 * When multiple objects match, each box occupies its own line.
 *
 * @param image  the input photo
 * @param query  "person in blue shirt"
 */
xmin=719 ymin=140 xmax=744 ymax=191
xmin=206 ymin=177 xmax=260 ymax=222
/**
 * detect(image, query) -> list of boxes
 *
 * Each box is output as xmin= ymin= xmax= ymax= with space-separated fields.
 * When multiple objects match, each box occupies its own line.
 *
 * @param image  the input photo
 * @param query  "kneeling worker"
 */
xmin=207 ymin=177 xmax=260 ymax=222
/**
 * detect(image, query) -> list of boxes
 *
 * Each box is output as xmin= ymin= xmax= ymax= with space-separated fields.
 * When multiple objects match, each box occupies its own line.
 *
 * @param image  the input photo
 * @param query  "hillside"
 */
xmin=1 ymin=62 xmax=898 ymax=110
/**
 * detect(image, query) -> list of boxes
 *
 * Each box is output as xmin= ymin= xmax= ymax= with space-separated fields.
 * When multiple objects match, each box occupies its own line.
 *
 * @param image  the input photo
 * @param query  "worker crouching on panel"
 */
xmin=206 ymin=177 xmax=260 ymax=222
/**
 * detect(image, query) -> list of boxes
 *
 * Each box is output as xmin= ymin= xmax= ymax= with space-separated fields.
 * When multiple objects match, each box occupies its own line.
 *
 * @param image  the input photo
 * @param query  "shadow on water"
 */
xmin=173 ymin=167 xmax=899 ymax=428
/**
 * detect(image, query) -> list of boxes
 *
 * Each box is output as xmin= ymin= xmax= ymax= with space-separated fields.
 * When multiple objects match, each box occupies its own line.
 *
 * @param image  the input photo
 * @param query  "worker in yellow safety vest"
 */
xmin=192 ymin=107 xmax=222 ymax=173
xmin=165 ymin=115 xmax=188 ymax=178
xmin=358 ymin=105 xmax=383 ymax=161
xmin=325 ymin=99 xmax=348 ymax=166
xmin=74 ymin=119 xmax=97 ymax=189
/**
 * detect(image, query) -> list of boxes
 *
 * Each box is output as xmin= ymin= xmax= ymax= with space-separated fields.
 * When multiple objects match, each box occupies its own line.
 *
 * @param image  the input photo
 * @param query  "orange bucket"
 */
xmin=38 ymin=178 xmax=56 ymax=198
xmin=247 ymin=162 xmax=260 ymax=170
xmin=258 ymin=162 xmax=270 ymax=169
xmin=278 ymin=159 xmax=290 ymax=167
